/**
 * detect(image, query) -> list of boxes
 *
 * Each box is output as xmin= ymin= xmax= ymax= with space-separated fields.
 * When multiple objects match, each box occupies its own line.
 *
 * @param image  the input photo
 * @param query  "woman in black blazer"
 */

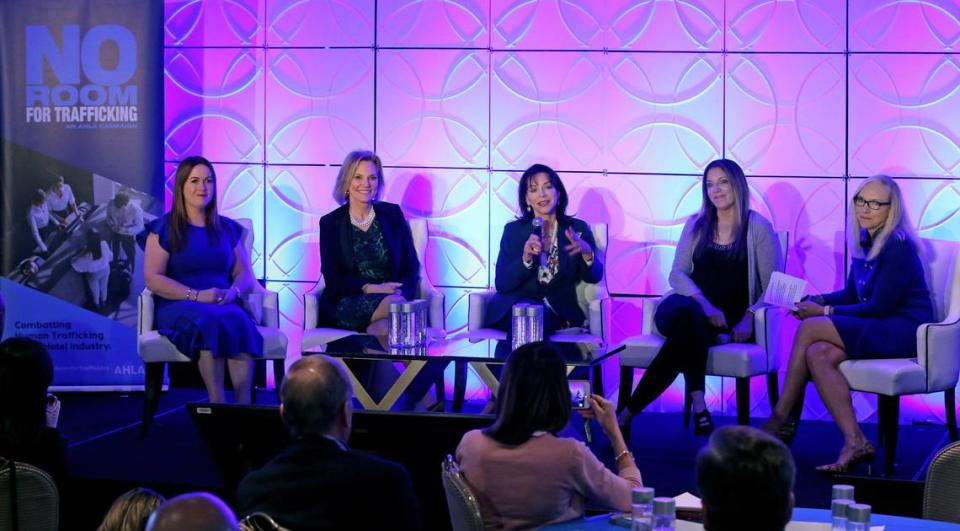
xmin=318 ymin=150 xmax=419 ymax=334
xmin=485 ymin=164 xmax=603 ymax=337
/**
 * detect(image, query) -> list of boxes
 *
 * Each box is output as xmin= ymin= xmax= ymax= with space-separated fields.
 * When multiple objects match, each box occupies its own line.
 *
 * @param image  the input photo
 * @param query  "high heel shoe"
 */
xmin=693 ymin=409 xmax=714 ymax=436
xmin=816 ymin=441 xmax=876 ymax=474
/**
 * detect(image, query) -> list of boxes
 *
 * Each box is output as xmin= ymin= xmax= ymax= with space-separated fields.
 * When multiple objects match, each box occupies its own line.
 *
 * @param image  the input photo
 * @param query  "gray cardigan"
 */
xmin=669 ymin=210 xmax=782 ymax=312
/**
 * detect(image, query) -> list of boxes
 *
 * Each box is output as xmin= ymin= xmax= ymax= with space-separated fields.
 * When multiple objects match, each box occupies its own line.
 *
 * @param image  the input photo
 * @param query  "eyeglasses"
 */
xmin=854 ymin=195 xmax=891 ymax=211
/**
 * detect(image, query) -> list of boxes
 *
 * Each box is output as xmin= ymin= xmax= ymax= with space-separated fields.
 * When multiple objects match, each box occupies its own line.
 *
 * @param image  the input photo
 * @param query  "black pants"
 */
xmin=111 ymin=233 xmax=136 ymax=271
xmin=625 ymin=294 xmax=714 ymax=415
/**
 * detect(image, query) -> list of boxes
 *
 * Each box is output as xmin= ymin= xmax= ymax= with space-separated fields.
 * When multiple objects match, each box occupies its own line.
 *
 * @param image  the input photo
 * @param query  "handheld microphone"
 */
xmin=531 ymin=216 xmax=543 ymax=241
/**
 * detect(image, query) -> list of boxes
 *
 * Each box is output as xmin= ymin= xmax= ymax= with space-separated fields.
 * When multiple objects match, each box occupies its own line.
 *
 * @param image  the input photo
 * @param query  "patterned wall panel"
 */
xmin=492 ymin=52 xmax=721 ymax=173
xmin=377 ymin=50 xmax=489 ymax=168
xmin=491 ymin=52 xmax=606 ymax=171
xmin=266 ymin=49 xmax=375 ymax=165
xmin=606 ymin=53 xmax=723 ymax=173
xmin=748 ymin=177 xmax=846 ymax=293
xmin=164 ymin=48 xmax=265 ymax=163
xmin=850 ymin=0 xmax=960 ymax=52
xmin=849 ymin=54 xmax=960 ymax=178
xmin=726 ymin=54 xmax=846 ymax=177
xmin=900 ymin=179 xmax=960 ymax=242
xmin=266 ymin=0 xmax=375 ymax=47
xmin=265 ymin=165 xmax=341 ymax=282
xmin=726 ymin=0 xmax=845 ymax=52
xmin=267 ymin=280 xmax=314 ymax=367
xmin=379 ymin=0 xmax=489 ymax=47
xmin=383 ymin=168 xmax=490 ymax=288
xmin=491 ymin=0 xmax=724 ymax=50
xmin=165 ymin=0 xmax=265 ymax=46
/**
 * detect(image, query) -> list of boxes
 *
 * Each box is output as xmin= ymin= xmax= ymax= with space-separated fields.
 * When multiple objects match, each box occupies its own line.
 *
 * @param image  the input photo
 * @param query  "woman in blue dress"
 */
xmin=763 ymin=175 xmax=933 ymax=473
xmin=140 ymin=156 xmax=262 ymax=404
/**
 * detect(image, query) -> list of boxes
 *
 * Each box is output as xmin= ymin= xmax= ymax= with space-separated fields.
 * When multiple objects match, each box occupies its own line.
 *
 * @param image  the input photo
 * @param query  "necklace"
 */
xmin=350 ymin=207 xmax=375 ymax=229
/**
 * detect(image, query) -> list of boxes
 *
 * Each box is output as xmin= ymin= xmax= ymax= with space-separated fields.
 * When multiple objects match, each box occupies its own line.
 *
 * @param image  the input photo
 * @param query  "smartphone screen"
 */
xmin=569 ymin=380 xmax=591 ymax=410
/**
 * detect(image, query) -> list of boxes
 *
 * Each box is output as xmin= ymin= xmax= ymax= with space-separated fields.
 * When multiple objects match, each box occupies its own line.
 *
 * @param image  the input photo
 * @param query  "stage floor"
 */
xmin=58 ymin=390 xmax=950 ymax=529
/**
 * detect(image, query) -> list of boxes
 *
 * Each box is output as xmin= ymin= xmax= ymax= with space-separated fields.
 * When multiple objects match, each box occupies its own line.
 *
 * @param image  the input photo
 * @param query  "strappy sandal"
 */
xmin=816 ymin=441 xmax=876 ymax=474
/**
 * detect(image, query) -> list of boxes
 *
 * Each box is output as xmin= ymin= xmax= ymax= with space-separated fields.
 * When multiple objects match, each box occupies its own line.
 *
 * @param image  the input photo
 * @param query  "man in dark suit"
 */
xmin=236 ymin=355 xmax=423 ymax=530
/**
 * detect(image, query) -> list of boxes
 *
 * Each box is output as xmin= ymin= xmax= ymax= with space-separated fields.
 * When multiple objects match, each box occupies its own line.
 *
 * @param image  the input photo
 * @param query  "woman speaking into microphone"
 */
xmin=483 ymin=163 xmax=603 ymax=338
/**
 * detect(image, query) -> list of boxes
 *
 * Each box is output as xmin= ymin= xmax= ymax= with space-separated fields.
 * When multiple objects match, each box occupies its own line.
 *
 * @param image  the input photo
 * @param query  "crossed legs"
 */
xmin=768 ymin=317 xmax=873 ymax=470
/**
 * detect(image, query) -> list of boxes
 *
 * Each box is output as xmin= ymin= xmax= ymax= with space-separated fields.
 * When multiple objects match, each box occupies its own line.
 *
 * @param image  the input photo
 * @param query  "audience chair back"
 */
xmin=239 ymin=512 xmax=292 ymax=531
xmin=0 ymin=458 xmax=59 ymax=531
xmin=441 ymin=455 xmax=483 ymax=531
xmin=924 ymin=440 xmax=960 ymax=522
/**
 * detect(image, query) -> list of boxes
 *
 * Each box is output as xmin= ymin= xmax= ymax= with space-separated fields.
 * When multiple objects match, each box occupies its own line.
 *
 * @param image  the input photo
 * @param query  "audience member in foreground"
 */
xmin=0 ymin=337 xmax=69 ymax=488
xmin=97 ymin=487 xmax=166 ymax=531
xmin=696 ymin=426 xmax=795 ymax=531
xmin=618 ymin=159 xmax=781 ymax=437
xmin=145 ymin=492 xmax=237 ymax=531
xmin=763 ymin=175 xmax=933 ymax=472
xmin=236 ymin=355 xmax=422 ymax=530
xmin=457 ymin=341 xmax=642 ymax=529
xmin=140 ymin=156 xmax=262 ymax=404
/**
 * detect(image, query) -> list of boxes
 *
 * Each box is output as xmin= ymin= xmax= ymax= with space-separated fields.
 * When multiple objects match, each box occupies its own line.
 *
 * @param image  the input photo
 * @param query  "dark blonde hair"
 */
xmin=97 ymin=487 xmax=166 ymax=531
xmin=170 ymin=156 xmax=221 ymax=252
xmin=332 ymin=150 xmax=384 ymax=205
xmin=849 ymin=175 xmax=918 ymax=261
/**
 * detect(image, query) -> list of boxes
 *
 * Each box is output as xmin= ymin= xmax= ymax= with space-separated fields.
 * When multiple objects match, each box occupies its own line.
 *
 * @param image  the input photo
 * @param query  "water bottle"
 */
xmin=846 ymin=503 xmax=870 ymax=531
xmin=652 ymin=497 xmax=675 ymax=530
xmin=832 ymin=484 xmax=854 ymax=501
xmin=630 ymin=487 xmax=655 ymax=531
xmin=416 ymin=299 xmax=428 ymax=344
xmin=525 ymin=304 xmax=544 ymax=342
xmin=511 ymin=303 xmax=528 ymax=350
xmin=831 ymin=499 xmax=853 ymax=531
xmin=388 ymin=301 xmax=405 ymax=348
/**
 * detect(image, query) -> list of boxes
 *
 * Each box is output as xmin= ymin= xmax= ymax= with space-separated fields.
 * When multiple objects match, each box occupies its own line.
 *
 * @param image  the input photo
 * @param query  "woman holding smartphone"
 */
xmin=456 ymin=342 xmax=641 ymax=529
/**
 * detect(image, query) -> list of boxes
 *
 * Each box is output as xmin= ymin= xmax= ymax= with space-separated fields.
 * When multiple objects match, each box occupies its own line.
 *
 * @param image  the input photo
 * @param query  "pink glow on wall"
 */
xmin=164 ymin=0 xmax=960 ymax=423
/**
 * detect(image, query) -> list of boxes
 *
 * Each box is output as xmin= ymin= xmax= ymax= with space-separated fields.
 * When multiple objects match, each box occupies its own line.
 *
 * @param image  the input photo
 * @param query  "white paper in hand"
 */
xmin=763 ymin=271 xmax=807 ymax=310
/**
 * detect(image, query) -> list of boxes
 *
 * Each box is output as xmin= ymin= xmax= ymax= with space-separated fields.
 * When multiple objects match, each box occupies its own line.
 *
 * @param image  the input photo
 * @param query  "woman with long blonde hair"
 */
xmin=763 ymin=175 xmax=933 ymax=473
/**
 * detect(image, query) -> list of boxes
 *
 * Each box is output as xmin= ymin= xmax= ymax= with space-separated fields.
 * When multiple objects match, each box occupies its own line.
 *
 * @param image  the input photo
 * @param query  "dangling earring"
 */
xmin=526 ymin=204 xmax=532 ymax=213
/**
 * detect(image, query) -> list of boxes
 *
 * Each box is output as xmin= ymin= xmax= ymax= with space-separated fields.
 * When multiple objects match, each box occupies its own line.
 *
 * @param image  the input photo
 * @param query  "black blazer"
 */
xmin=485 ymin=217 xmax=603 ymax=328
xmin=317 ymin=202 xmax=419 ymax=326
xmin=236 ymin=435 xmax=423 ymax=530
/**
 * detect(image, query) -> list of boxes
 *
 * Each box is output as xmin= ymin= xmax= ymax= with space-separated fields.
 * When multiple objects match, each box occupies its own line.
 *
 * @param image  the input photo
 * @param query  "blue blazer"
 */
xmin=485 ymin=217 xmax=603 ymax=328
xmin=317 ymin=202 xmax=419 ymax=327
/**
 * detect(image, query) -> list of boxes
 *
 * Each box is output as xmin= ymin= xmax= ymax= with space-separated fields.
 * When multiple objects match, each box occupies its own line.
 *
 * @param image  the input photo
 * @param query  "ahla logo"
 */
xmin=25 ymin=24 xmax=139 ymax=124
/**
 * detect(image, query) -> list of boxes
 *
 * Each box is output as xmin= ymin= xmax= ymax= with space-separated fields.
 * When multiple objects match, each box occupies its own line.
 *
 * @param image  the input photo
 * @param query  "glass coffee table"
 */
xmin=304 ymin=334 xmax=624 ymax=412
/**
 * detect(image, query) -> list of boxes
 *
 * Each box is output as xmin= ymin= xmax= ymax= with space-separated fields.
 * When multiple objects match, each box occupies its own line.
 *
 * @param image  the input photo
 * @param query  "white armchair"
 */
xmin=467 ymin=223 xmax=612 ymax=344
xmin=617 ymin=232 xmax=789 ymax=425
xmin=839 ymin=239 xmax=960 ymax=473
xmin=301 ymin=218 xmax=445 ymax=352
xmin=137 ymin=219 xmax=288 ymax=431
